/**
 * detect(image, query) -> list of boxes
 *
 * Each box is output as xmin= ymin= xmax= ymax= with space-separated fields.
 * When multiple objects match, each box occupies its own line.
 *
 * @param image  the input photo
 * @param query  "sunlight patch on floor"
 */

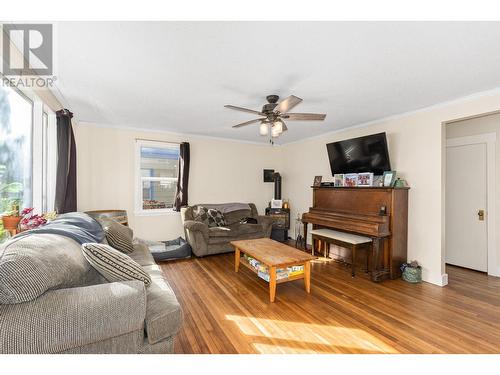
xmin=225 ymin=315 xmax=398 ymax=354
xmin=311 ymin=256 xmax=334 ymax=264
xmin=252 ymin=343 xmax=319 ymax=354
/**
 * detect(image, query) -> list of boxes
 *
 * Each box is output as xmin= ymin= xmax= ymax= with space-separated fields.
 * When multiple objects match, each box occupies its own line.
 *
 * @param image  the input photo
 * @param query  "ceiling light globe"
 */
xmin=259 ymin=122 xmax=269 ymax=136
xmin=271 ymin=125 xmax=282 ymax=138
xmin=273 ymin=120 xmax=283 ymax=133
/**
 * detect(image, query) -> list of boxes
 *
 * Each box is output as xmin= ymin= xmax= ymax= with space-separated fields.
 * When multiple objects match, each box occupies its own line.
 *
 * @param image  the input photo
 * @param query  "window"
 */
xmin=0 ymin=83 xmax=57 ymax=241
xmin=0 ymin=86 xmax=33 ymax=214
xmin=135 ymin=140 xmax=180 ymax=214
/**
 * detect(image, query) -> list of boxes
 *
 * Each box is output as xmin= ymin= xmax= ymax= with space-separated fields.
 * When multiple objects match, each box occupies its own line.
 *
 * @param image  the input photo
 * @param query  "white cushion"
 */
xmin=310 ymin=228 xmax=372 ymax=245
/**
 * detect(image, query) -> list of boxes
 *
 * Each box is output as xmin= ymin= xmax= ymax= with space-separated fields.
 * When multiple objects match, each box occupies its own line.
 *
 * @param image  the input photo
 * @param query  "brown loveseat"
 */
xmin=180 ymin=203 xmax=273 ymax=257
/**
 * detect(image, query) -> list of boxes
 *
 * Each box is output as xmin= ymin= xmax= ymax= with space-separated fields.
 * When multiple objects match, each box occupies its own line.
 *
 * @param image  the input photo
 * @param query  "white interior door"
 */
xmin=446 ymin=142 xmax=488 ymax=272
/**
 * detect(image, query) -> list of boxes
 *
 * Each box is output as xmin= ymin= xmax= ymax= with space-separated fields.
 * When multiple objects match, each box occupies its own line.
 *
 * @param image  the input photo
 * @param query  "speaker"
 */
xmin=263 ymin=169 xmax=275 ymax=182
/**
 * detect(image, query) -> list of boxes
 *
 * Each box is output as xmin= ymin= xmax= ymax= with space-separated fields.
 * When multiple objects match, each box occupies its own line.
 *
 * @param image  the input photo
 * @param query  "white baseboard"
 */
xmin=422 ymin=272 xmax=448 ymax=286
xmin=487 ymin=268 xmax=500 ymax=277
xmin=441 ymin=273 xmax=448 ymax=286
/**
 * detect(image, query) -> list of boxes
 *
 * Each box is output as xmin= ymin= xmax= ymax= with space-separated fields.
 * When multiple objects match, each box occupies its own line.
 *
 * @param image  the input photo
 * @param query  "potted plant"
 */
xmin=1 ymin=200 xmax=22 ymax=235
xmin=1 ymin=168 xmax=24 ymax=236
xmin=401 ymin=260 xmax=422 ymax=283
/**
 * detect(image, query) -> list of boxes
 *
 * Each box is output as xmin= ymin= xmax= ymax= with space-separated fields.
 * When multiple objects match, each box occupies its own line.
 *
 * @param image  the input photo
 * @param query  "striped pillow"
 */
xmin=100 ymin=219 xmax=134 ymax=254
xmin=81 ymin=243 xmax=151 ymax=286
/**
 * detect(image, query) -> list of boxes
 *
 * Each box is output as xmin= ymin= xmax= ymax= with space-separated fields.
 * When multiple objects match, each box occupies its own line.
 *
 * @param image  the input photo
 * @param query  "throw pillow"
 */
xmin=81 ymin=243 xmax=151 ymax=286
xmin=193 ymin=206 xmax=211 ymax=226
xmin=207 ymin=208 xmax=227 ymax=227
xmin=100 ymin=219 xmax=134 ymax=254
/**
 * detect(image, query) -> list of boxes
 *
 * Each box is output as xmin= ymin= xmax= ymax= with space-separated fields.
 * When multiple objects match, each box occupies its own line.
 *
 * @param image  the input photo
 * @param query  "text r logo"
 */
xmin=2 ymin=24 xmax=53 ymax=76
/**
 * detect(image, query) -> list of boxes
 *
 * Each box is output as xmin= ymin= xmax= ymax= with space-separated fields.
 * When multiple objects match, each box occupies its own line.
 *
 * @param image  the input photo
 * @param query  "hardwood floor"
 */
xmin=160 ymin=252 xmax=500 ymax=354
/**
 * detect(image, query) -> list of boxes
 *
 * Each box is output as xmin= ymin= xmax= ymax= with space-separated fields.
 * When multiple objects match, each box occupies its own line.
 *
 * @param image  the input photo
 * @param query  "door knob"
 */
xmin=478 ymin=210 xmax=485 ymax=221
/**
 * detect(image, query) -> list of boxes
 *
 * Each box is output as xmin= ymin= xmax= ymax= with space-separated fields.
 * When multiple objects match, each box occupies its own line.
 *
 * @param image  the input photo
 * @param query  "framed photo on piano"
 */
xmin=313 ymin=175 xmax=322 ymax=187
xmin=383 ymin=170 xmax=397 ymax=187
xmin=334 ymin=174 xmax=344 ymax=187
xmin=357 ymin=172 xmax=374 ymax=187
xmin=343 ymin=173 xmax=358 ymax=187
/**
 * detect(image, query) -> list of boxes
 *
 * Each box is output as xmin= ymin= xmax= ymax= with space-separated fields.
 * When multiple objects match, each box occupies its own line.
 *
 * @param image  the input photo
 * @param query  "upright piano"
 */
xmin=302 ymin=186 xmax=409 ymax=281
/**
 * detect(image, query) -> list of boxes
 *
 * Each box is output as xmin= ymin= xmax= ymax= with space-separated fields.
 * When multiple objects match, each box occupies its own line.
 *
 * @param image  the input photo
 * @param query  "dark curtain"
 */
xmin=54 ymin=109 xmax=77 ymax=213
xmin=174 ymin=142 xmax=190 ymax=211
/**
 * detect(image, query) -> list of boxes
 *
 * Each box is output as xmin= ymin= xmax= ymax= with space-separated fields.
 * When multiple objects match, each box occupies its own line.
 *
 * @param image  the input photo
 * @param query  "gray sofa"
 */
xmin=0 ymin=233 xmax=182 ymax=354
xmin=181 ymin=203 xmax=273 ymax=257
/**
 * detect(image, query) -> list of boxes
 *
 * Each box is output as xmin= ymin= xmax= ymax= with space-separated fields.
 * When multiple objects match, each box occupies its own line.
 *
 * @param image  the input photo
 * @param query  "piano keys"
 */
xmin=302 ymin=186 xmax=409 ymax=281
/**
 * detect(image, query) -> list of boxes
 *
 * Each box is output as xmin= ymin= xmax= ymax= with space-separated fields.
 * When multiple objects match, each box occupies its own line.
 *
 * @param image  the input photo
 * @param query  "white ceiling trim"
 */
xmin=78 ymin=85 xmax=500 ymax=146
xmin=283 ymin=86 xmax=500 ymax=145
xmin=77 ymin=121 xmax=282 ymax=146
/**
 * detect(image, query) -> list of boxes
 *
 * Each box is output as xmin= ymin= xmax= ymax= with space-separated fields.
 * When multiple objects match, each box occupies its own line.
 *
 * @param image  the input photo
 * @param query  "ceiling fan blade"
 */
xmin=284 ymin=113 xmax=326 ymax=121
xmin=224 ymin=105 xmax=264 ymax=116
xmin=232 ymin=118 xmax=267 ymax=128
xmin=274 ymin=95 xmax=303 ymax=114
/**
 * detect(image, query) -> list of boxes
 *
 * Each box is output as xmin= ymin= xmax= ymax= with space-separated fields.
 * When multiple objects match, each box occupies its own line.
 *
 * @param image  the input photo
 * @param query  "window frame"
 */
xmin=134 ymin=139 xmax=180 ymax=216
xmin=40 ymin=108 xmax=56 ymax=213
xmin=23 ymin=89 xmax=56 ymax=214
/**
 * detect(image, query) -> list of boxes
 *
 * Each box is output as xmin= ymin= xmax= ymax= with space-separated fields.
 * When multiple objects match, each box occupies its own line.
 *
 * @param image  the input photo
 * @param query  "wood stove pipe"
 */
xmin=274 ymin=173 xmax=282 ymax=200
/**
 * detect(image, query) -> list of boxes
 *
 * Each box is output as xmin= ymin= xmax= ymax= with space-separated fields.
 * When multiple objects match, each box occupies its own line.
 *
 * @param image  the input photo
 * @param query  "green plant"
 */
xmin=0 ymin=164 xmax=23 ymax=212
xmin=0 ymin=192 xmax=22 ymax=216
xmin=0 ymin=164 xmax=23 ymax=238
xmin=0 ymin=87 xmax=26 ymax=238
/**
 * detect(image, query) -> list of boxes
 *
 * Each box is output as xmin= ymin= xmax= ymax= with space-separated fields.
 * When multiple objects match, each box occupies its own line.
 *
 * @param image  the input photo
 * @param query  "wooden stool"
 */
xmin=310 ymin=228 xmax=373 ymax=277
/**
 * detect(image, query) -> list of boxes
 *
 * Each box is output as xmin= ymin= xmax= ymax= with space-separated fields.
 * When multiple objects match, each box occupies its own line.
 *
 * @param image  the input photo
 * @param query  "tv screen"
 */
xmin=326 ymin=132 xmax=391 ymax=175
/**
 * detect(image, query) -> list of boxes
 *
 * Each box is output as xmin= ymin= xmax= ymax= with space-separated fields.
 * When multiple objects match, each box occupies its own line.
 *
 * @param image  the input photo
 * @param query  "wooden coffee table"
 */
xmin=231 ymin=238 xmax=316 ymax=302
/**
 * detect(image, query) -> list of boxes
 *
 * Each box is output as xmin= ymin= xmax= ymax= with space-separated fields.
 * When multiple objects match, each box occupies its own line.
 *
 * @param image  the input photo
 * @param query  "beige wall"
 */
xmin=280 ymin=116 xmax=444 ymax=285
xmin=75 ymin=123 xmax=282 ymax=241
xmin=74 ymin=89 xmax=500 ymax=286
xmin=280 ymin=90 xmax=500 ymax=286
xmin=446 ymin=112 xmax=500 ymax=275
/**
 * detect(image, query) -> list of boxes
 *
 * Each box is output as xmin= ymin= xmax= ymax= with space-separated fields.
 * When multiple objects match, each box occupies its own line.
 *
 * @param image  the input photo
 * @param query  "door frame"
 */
xmin=446 ymin=132 xmax=499 ymax=276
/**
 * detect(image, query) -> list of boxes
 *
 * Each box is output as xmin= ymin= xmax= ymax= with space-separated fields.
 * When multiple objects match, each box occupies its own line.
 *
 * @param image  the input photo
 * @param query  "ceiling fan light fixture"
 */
xmin=259 ymin=122 xmax=269 ymax=136
xmin=225 ymin=94 xmax=326 ymax=142
xmin=273 ymin=120 xmax=283 ymax=132
xmin=271 ymin=120 xmax=284 ymax=137
xmin=271 ymin=125 xmax=282 ymax=138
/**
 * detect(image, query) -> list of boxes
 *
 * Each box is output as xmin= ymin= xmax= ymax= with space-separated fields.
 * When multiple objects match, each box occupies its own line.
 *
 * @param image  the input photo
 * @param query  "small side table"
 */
xmin=265 ymin=207 xmax=290 ymax=242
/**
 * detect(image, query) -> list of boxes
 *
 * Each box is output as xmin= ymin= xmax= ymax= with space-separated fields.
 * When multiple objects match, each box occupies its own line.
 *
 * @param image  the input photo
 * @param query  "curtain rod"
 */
xmin=135 ymin=138 xmax=182 ymax=144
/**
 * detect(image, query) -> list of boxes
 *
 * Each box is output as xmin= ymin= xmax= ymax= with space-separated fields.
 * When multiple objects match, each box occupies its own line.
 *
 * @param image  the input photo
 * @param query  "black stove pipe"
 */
xmin=274 ymin=173 xmax=282 ymax=200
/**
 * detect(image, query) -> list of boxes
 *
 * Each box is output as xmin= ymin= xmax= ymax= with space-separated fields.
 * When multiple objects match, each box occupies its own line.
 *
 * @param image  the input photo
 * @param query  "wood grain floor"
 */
xmin=160 ymin=252 xmax=500 ymax=354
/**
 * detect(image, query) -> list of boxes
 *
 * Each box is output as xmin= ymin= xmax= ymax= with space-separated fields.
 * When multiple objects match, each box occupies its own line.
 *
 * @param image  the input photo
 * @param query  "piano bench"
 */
xmin=310 ymin=228 xmax=372 ymax=277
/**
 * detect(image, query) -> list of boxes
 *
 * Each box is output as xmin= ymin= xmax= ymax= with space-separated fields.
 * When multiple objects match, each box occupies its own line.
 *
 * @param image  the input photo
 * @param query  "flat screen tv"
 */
xmin=326 ymin=132 xmax=391 ymax=175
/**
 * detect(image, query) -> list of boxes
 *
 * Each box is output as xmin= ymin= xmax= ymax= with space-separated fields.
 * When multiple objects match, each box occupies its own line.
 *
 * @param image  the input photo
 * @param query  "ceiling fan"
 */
xmin=224 ymin=94 xmax=326 ymax=141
